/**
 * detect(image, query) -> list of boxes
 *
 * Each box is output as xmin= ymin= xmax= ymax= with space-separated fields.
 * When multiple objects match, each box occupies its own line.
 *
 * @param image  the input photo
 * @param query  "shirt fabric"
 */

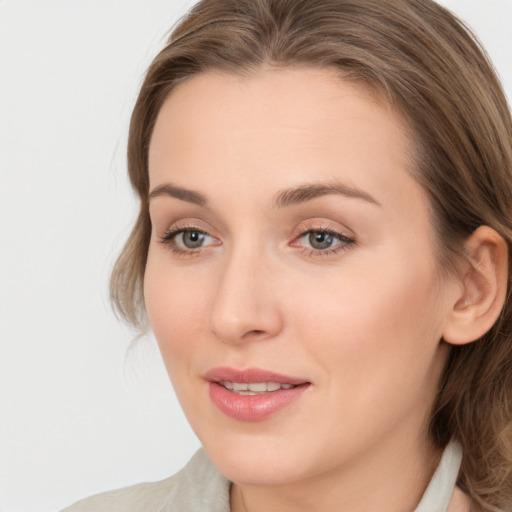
xmin=61 ymin=440 xmax=463 ymax=512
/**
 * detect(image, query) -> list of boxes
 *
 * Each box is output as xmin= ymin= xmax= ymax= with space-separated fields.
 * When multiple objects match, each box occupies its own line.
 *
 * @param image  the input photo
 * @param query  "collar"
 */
xmin=414 ymin=440 xmax=463 ymax=512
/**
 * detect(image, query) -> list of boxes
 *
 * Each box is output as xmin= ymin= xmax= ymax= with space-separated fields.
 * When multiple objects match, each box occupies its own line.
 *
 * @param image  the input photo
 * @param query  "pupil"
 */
xmin=309 ymin=231 xmax=333 ymax=250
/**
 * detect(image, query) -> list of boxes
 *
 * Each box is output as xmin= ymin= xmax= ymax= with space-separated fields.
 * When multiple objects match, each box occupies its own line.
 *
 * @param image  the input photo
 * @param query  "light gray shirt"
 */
xmin=61 ymin=440 xmax=463 ymax=512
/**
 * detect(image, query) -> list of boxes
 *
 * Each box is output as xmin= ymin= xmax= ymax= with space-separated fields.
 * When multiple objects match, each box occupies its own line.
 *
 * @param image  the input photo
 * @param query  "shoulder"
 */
xmin=60 ymin=477 xmax=176 ymax=512
xmin=60 ymin=449 xmax=231 ymax=512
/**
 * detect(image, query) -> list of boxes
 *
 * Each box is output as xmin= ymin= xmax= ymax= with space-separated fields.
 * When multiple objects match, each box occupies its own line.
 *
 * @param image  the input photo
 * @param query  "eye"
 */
xmin=177 ymin=230 xmax=208 ymax=249
xmin=291 ymin=227 xmax=355 ymax=256
xmin=159 ymin=227 xmax=219 ymax=254
xmin=307 ymin=231 xmax=338 ymax=250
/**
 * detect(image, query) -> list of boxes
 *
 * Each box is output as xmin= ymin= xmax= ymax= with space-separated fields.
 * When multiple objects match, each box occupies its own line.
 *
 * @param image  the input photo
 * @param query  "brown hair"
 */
xmin=111 ymin=0 xmax=512 ymax=509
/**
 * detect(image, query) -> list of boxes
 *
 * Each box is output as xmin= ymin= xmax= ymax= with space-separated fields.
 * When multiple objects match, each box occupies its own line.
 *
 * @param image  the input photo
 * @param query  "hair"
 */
xmin=110 ymin=0 xmax=512 ymax=509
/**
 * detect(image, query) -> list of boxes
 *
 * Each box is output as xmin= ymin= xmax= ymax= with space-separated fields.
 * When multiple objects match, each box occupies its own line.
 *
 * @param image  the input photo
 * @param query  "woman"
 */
xmin=63 ymin=0 xmax=512 ymax=510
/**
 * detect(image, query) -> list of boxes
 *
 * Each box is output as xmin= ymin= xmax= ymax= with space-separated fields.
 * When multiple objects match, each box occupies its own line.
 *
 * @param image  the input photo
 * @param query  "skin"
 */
xmin=144 ymin=67 xmax=471 ymax=511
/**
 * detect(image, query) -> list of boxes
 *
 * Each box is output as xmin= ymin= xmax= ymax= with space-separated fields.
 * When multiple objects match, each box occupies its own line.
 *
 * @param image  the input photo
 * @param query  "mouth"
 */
xmin=204 ymin=367 xmax=310 ymax=421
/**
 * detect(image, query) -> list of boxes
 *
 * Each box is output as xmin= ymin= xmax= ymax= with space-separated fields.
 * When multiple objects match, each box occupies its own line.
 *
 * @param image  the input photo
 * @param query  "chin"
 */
xmin=208 ymin=450 xmax=307 ymax=486
xmin=198 ymin=429 xmax=318 ymax=486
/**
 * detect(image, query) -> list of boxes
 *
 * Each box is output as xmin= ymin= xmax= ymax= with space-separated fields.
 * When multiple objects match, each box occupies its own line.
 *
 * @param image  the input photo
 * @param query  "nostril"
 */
xmin=245 ymin=329 xmax=266 ymax=337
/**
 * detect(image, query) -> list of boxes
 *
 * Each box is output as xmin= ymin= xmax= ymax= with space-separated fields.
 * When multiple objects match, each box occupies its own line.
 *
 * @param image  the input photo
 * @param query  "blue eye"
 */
xmin=298 ymin=230 xmax=344 ymax=250
xmin=293 ymin=228 xmax=355 ymax=256
xmin=308 ymin=231 xmax=337 ymax=250
xmin=160 ymin=227 xmax=217 ymax=253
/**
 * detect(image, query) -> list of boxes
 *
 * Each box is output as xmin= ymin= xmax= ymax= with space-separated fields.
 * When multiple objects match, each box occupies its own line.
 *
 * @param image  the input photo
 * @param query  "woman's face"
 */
xmin=145 ymin=68 xmax=458 ymax=486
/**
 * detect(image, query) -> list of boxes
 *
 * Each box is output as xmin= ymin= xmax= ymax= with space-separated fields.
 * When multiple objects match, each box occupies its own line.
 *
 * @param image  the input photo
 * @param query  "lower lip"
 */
xmin=208 ymin=382 xmax=309 ymax=421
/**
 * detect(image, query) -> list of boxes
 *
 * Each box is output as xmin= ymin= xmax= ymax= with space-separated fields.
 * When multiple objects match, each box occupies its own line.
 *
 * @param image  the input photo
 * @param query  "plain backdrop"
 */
xmin=1 ymin=1 xmax=511 ymax=511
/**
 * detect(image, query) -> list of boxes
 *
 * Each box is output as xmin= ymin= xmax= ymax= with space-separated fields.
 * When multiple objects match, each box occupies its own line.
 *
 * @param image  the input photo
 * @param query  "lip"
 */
xmin=204 ymin=367 xmax=311 ymax=421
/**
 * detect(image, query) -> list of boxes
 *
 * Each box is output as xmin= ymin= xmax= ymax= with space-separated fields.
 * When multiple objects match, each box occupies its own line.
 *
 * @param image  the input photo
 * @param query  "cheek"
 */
xmin=279 ymin=260 xmax=448 ymax=464
xmin=289 ymin=256 xmax=446 ymax=394
xmin=144 ymin=254 xmax=209 ymax=376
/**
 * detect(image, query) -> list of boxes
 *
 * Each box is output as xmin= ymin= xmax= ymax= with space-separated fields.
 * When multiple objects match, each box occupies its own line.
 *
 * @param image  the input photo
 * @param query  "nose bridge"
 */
xmin=209 ymin=240 xmax=282 ymax=344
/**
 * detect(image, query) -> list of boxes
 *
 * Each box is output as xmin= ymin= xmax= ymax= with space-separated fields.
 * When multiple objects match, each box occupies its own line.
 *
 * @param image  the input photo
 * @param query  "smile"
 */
xmin=204 ymin=368 xmax=310 ymax=421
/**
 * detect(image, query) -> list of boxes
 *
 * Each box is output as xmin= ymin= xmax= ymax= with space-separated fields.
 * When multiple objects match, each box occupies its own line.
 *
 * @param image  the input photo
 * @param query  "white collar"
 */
xmin=414 ymin=440 xmax=463 ymax=512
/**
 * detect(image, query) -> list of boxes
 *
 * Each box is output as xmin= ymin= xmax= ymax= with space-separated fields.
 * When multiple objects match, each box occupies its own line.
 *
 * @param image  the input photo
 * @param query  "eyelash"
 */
xmin=159 ymin=225 xmax=214 ymax=258
xmin=294 ymin=226 xmax=356 ymax=257
xmin=158 ymin=224 xmax=356 ymax=258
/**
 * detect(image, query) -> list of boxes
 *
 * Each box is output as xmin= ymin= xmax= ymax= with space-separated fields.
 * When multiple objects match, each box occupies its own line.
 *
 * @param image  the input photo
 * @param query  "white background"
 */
xmin=1 ymin=1 xmax=511 ymax=511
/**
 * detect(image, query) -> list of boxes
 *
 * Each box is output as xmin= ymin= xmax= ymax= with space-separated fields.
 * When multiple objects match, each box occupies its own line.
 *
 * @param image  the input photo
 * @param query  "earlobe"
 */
xmin=443 ymin=226 xmax=508 ymax=346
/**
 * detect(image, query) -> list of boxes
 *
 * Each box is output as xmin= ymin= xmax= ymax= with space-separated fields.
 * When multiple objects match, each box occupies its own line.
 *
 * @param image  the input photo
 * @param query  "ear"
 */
xmin=443 ymin=226 xmax=508 ymax=346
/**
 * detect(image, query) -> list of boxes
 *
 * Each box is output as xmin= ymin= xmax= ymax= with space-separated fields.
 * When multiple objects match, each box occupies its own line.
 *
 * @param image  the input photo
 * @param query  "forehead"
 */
xmin=148 ymin=67 xmax=421 ymax=211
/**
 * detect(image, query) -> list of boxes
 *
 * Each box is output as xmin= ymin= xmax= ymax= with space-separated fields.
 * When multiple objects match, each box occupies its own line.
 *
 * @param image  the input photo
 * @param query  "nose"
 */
xmin=208 ymin=247 xmax=284 ymax=345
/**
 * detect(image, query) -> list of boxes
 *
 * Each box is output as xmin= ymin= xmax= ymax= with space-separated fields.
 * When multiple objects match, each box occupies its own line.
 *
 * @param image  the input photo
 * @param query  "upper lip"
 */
xmin=204 ymin=367 xmax=309 ymax=385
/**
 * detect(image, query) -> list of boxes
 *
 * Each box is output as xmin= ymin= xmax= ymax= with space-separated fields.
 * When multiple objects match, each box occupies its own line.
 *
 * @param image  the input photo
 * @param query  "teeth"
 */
xmin=248 ymin=382 xmax=267 ymax=392
xmin=219 ymin=382 xmax=297 ymax=394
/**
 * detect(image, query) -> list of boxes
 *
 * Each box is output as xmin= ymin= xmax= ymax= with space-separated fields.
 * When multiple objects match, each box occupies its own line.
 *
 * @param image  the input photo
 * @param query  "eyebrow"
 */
xmin=273 ymin=182 xmax=380 ymax=208
xmin=148 ymin=183 xmax=208 ymax=207
xmin=148 ymin=181 xmax=380 ymax=209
